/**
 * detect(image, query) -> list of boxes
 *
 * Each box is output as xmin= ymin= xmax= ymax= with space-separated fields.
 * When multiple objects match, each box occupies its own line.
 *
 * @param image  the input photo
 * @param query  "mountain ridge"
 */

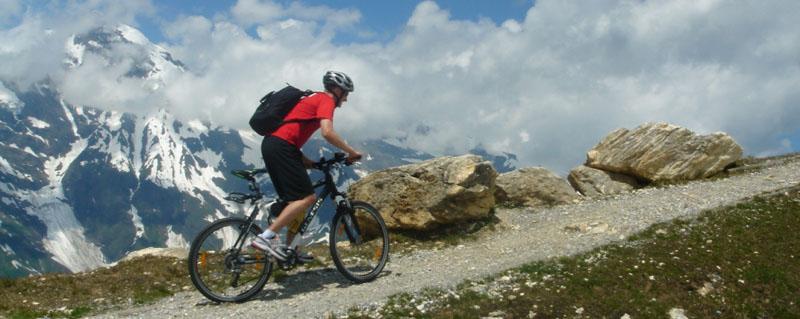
xmin=0 ymin=24 xmax=516 ymax=278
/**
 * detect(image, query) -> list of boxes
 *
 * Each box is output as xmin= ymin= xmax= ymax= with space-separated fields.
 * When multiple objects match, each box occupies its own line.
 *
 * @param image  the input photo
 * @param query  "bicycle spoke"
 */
xmin=188 ymin=218 xmax=272 ymax=302
xmin=329 ymin=202 xmax=389 ymax=282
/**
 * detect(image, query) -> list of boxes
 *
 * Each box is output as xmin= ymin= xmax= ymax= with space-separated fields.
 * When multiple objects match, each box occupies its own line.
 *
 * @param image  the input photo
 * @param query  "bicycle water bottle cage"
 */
xmin=224 ymin=192 xmax=249 ymax=204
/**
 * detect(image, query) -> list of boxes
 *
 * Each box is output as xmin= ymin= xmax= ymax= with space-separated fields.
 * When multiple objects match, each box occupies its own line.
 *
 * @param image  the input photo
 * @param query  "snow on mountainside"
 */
xmin=0 ymin=24 xmax=515 ymax=278
xmin=64 ymin=24 xmax=185 ymax=90
xmin=0 ymin=84 xmax=438 ymax=277
xmin=15 ymin=101 xmax=107 ymax=272
xmin=0 ymin=84 xmax=22 ymax=111
xmin=0 ymin=82 xmax=259 ymax=275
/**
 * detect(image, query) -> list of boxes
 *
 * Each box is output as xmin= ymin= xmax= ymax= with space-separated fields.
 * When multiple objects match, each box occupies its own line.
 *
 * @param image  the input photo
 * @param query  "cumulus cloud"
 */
xmin=356 ymin=0 xmax=800 ymax=171
xmin=0 ymin=81 xmax=21 ymax=106
xmin=0 ymin=0 xmax=23 ymax=25
xmin=60 ymin=51 xmax=166 ymax=113
xmin=231 ymin=0 xmax=360 ymax=34
xmin=2 ymin=0 xmax=799 ymax=173
xmin=231 ymin=0 xmax=284 ymax=26
xmin=0 ymin=0 xmax=154 ymax=87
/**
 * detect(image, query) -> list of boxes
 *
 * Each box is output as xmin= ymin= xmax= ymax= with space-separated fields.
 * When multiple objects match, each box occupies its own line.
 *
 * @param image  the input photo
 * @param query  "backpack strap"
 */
xmin=277 ymin=89 xmax=317 ymax=126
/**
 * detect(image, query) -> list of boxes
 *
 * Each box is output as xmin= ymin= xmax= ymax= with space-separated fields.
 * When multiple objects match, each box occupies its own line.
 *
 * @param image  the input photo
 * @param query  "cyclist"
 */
xmin=251 ymin=71 xmax=363 ymax=262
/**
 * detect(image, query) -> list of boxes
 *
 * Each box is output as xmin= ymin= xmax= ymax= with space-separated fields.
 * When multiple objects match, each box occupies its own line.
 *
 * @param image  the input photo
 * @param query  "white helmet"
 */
xmin=323 ymin=71 xmax=354 ymax=92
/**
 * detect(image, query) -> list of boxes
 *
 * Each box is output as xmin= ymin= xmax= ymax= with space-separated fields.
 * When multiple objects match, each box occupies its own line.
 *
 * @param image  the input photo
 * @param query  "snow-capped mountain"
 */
xmin=65 ymin=24 xmax=185 ymax=89
xmin=0 ymin=82 xmax=444 ymax=278
xmin=0 ymin=25 xmax=515 ymax=278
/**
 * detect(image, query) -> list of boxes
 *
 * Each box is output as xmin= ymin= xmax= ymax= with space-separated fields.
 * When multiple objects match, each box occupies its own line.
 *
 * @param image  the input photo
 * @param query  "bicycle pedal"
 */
xmin=280 ymin=264 xmax=294 ymax=270
xmin=278 ymin=259 xmax=297 ymax=270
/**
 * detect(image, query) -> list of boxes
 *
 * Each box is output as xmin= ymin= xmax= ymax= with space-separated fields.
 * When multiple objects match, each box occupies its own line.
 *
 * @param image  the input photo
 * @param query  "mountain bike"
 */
xmin=187 ymin=153 xmax=390 ymax=303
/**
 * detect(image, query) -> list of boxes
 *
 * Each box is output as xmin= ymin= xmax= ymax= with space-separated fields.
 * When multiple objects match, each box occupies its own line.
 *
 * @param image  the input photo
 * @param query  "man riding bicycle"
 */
xmin=251 ymin=71 xmax=363 ymax=262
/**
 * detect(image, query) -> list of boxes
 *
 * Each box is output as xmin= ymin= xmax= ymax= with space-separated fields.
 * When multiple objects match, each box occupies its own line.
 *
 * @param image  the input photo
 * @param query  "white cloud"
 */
xmin=163 ymin=15 xmax=212 ymax=42
xmin=2 ymin=0 xmax=800 ymax=174
xmin=60 ymin=52 xmax=162 ymax=113
xmin=0 ymin=81 xmax=21 ymax=108
xmin=0 ymin=0 xmax=154 ymax=87
xmin=0 ymin=0 xmax=22 ymax=25
xmin=231 ymin=0 xmax=360 ymax=34
xmin=231 ymin=0 xmax=283 ymax=26
xmin=519 ymin=131 xmax=529 ymax=143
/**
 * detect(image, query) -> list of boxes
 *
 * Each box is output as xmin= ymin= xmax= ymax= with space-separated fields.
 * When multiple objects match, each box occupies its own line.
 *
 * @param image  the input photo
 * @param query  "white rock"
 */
xmin=586 ymin=122 xmax=742 ymax=182
xmin=496 ymin=167 xmax=580 ymax=207
xmin=568 ymin=165 xmax=641 ymax=197
xmin=350 ymin=155 xmax=497 ymax=231
xmin=669 ymin=308 xmax=689 ymax=319
xmin=697 ymin=282 xmax=714 ymax=296
xmin=121 ymin=247 xmax=188 ymax=261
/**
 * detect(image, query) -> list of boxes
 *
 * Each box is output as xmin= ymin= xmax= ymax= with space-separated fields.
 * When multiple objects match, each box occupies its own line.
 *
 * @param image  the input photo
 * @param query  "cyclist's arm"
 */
xmin=320 ymin=119 xmax=362 ymax=161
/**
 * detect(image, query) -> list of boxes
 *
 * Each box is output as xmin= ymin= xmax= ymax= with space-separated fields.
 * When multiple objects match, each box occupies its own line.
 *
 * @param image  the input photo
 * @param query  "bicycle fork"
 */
xmin=338 ymin=200 xmax=363 ymax=245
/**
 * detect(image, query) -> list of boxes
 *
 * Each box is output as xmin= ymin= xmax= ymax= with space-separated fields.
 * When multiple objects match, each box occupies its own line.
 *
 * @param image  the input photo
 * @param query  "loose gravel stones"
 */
xmin=91 ymin=158 xmax=800 ymax=319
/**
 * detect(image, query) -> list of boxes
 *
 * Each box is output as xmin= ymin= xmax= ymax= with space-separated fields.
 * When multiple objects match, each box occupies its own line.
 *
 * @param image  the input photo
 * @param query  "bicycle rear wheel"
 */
xmin=329 ymin=201 xmax=389 ymax=283
xmin=188 ymin=217 xmax=273 ymax=302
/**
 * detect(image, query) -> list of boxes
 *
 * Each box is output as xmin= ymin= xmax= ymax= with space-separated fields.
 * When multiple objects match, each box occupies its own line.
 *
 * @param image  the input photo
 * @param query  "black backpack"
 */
xmin=248 ymin=85 xmax=314 ymax=136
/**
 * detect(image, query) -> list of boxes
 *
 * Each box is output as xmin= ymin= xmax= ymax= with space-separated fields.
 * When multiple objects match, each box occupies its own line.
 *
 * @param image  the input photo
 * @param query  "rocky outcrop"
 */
xmin=495 ymin=167 xmax=580 ymax=207
xmin=586 ymin=122 xmax=743 ymax=182
xmin=120 ymin=247 xmax=187 ymax=262
xmin=349 ymin=155 xmax=498 ymax=231
xmin=568 ymin=165 xmax=642 ymax=197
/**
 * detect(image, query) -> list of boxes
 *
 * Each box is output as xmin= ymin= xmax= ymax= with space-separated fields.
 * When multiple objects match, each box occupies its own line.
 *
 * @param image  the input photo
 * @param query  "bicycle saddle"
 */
xmin=231 ymin=168 xmax=267 ymax=180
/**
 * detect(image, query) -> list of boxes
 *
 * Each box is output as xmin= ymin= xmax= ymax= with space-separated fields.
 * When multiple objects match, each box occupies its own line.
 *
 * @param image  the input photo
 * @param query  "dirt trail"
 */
xmin=93 ymin=157 xmax=800 ymax=318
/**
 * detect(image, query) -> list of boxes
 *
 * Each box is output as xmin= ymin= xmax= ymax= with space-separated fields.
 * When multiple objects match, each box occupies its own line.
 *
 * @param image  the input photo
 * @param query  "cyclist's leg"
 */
xmin=261 ymin=136 xmax=315 ymax=235
xmin=256 ymin=136 xmax=314 ymax=259
xmin=268 ymin=194 xmax=314 ymax=232
xmin=285 ymin=210 xmax=306 ymax=245
xmin=284 ymin=213 xmax=315 ymax=263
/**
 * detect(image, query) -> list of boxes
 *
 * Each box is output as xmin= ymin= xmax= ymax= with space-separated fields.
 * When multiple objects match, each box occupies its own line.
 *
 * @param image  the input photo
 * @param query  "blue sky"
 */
xmin=134 ymin=0 xmax=533 ymax=44
xmin=1 ymin=0 xmax=798 ymax=171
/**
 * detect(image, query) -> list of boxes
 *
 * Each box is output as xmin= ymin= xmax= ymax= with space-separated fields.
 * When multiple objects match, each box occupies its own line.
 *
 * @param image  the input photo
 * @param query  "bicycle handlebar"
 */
xmin=313 ymin=152 xmax=354 ymax=170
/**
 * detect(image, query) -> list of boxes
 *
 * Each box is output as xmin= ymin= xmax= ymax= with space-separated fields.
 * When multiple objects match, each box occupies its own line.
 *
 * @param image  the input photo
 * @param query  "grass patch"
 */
xmin=348 ymin=185 xmax=800 ymax=318
xmin=0 ymin=256 xmax=190 ymax=318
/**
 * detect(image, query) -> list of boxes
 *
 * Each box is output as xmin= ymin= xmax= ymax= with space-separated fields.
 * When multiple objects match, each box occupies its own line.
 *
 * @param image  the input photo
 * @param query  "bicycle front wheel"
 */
xmin=188 ymin=217 xmax=273 ymax=303
xmin=329 ymin=201 xmax=389 ymax=283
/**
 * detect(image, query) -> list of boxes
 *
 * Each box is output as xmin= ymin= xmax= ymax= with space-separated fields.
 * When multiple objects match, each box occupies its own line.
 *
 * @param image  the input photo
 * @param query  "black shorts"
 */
xmin=261 ymin=136 xmax=314 ymax=201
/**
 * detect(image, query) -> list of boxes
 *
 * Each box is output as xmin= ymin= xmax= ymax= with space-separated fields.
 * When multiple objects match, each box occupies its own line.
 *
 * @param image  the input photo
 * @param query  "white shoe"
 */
xmin=250 ymin=236 xmax=287 ymax=261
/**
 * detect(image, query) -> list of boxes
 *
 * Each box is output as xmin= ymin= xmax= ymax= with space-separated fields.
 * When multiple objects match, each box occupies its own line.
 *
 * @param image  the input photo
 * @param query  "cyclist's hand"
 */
xmin=302 ymin=156 xmax=314 ymax=169
xmin=346 ymin=151 xmax=363 ymax=164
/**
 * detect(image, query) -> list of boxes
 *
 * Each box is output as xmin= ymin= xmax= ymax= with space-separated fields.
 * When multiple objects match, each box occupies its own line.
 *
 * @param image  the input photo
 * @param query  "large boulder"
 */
xmin=586 ymin=123 xmax=743 ymax=182
xmin=568 ymin=165 xmax=641 ymax=197
xmin=349 ymin=155 xmax=498 ymax=231
xmin=495 ymin=167 xmax=581 ymax=207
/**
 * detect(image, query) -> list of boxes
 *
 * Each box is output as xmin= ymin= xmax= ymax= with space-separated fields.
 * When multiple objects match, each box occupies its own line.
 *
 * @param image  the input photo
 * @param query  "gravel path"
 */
xmin=93 ymin=158 xmax=800 ymax=318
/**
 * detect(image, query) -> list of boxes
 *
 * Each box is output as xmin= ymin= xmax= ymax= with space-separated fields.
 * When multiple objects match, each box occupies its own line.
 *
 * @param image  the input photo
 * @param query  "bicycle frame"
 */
xmin=234 ymin=158 xmax=350 ymax=250
xmin=189 ymin=153 xmax=387 ymax=303
xmin=296 ymin=168 xmax=346 ymax=236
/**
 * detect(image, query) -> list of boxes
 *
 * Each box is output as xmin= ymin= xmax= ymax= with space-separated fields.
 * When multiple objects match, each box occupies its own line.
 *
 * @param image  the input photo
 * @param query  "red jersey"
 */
xmin=271 ymin=92 xmax=336 ymax=148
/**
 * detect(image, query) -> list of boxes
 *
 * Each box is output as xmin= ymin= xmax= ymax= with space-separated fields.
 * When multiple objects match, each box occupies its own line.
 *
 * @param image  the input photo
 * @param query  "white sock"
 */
xmin=260 ymin=229 xmax=277 ymax=239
